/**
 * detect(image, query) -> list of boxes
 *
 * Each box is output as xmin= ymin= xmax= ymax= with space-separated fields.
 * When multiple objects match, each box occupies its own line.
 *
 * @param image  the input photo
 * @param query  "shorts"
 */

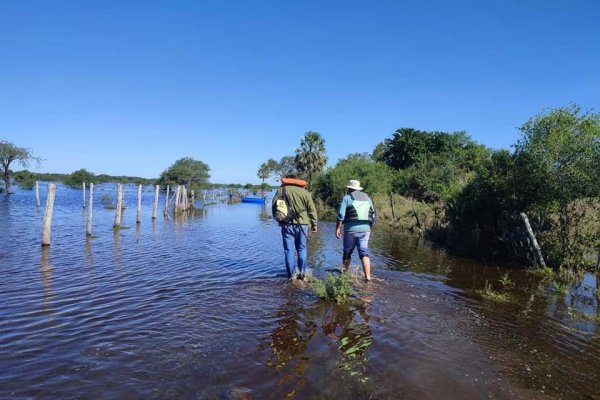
xmin=343 ymin=231 xmax=370 ymax=260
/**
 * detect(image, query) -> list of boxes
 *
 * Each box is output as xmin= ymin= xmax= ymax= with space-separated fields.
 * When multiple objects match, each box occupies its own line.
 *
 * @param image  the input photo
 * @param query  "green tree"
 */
xmin=158 ymin=157 xmax=211 ymax=188
xmin=64 ymin=169 xmax=96 ymax=188
xmin=295 ymin=131 xmax=328 ymax=188
xmin=273 ymin=156 xmax=296 ymax=179
xmin=257 ymin=158 xmax=278 ymax=183
xmin=514 ymin=104 xmax=600 ymax=267
xmin=0 ymin=141 xmax=40 ymax=194
xmin=314 ymin=155 xmax=396 ymax=208
xmin=14 ymin=169 xmax=36 ymax=190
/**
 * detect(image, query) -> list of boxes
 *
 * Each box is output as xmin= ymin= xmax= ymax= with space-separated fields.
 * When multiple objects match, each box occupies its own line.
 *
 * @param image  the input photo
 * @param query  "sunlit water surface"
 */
xmin=1 ymin=184 xmax=599 ymax=399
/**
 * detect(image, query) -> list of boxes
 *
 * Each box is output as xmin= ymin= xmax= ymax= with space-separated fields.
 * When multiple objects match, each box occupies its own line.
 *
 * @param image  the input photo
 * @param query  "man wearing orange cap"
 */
xmin=272 ymin=174 xmax=318 ymax=280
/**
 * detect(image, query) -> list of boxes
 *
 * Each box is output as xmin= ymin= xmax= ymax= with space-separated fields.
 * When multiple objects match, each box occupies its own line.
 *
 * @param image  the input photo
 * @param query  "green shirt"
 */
xmin=272 ymin=185 xmax=318 ymax=228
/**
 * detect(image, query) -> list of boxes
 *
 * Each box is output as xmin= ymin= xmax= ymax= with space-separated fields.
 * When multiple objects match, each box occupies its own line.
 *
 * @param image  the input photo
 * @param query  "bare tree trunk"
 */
xmin=3 ymin=169 xmax=12 ymax=194
xmin=191 ymin=190 xmax=195 ymax=209
xmin=596 ymin=248 xmax=600 ymax=271
xmin=114 ymin=183 xmax=123 ymax=229
xmin=152 ymin=185 xmax=159 ymax=219
xmin=41 ymin=183 xmax=56 ymax=246
xmin=82 ymin=182 xmax=86 ymax=208
xmin=86 ymin=183 xmax=94 ymax=237
xmin=389 ymin=192 xmax=396 ymax=220
xmin=136 ymin=184 xmax=142 ymax=224
xmin=35 ymin=181 xmax=40 ymax=206
xmin=520 ymin=212 xmax=546 ymax=268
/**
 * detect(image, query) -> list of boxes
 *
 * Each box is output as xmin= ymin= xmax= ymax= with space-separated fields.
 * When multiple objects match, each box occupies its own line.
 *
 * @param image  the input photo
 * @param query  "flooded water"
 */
xmin=1 ymin=184 xmax=600 ymax=399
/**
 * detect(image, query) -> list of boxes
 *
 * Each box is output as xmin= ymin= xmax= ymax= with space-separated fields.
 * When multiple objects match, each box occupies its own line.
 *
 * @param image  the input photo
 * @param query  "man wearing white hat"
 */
xmin=335 ymin=179 xmax=376 ymax=282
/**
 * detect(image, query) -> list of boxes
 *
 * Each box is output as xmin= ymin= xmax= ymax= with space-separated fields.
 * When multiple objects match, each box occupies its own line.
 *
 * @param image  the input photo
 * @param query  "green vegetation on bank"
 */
xmin=260 ymin=105 xmax=599 ymax=270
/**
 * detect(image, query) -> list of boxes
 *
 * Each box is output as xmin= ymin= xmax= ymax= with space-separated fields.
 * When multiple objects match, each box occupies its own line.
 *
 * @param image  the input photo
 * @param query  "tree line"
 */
xmin=259 ymin=105 xmax=599 ymax=270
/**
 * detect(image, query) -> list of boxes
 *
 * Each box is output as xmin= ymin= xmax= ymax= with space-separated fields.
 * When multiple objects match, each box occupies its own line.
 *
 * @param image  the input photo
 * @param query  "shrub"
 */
xmin=310 ymin=273 xmax=354 ymax=303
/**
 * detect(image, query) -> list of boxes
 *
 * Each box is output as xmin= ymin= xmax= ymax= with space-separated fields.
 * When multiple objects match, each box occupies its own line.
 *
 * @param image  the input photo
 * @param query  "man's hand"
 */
xmin=335 ymin=226 xmax=342 ymax=239
xmin=310 ymin=225 xmax=318 ymax=233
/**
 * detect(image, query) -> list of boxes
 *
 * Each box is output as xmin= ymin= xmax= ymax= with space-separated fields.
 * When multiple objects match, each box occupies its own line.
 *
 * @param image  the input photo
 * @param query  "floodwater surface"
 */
xmin=1 ymin=184 xmax=599 ymax=399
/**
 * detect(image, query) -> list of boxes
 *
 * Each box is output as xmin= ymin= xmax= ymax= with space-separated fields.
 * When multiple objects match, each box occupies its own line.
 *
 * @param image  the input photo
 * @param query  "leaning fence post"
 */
xmin=41 ymin=183 xmax=56 ymax=246
xmin=136 ymin=184 xmax=142 ymax=224
xmin=86 ymin=183 xmax=94 ymax=237
xmin=35 ymin=181 xmax=41 ymax=207
xmin=114 ymin=183 xmax=123 ymax=229
xmin=82 ymin=182 xmax=86 ymax=208
xmin=520 ymin=212 xmax=546 ymax=268
xmin=152 ymin=185 xmax=159 ymax=219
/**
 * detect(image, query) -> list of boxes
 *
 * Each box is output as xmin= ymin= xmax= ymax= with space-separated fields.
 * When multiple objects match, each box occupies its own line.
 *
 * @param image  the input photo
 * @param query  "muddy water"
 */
xmin=1 ymin=184 xmax=599 ymax=399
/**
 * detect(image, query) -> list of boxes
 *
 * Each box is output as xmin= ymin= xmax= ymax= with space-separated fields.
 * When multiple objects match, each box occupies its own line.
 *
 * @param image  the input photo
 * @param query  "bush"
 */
xmin=310 ymin=273 xmax=354 ymax=303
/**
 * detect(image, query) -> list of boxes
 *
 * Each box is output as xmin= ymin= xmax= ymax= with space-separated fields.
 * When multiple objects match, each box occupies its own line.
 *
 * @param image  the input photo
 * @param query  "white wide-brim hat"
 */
xmin=346 ymin=179 xmax=363 ymax=191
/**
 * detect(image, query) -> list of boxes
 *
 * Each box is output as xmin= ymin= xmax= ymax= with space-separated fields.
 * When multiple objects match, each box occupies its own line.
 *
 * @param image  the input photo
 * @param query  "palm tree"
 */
xmin=295 ymin=131 xmax=327 ymax=188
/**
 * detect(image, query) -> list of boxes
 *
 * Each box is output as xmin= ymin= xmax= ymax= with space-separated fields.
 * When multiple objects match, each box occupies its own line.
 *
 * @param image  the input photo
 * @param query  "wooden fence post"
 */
xmin=82 ymin=182 xmax=86 ymax=208
xmin=35 ymin=181 xmax=40 ymax=207
xmin=136 ymin=184 xmax=142 ymax=224
xmin=41 ymin=183 xmax=56 ymax=246
xmin=164 ymin=185 xmax=170 ymax=216
xmin=389 ymin=192 xmax=396 ymax=220
xmin=520 ymin=212 xmax=546 ymax=268
xmin=86 ymin=183 xmax=94 ymax=237
xmin=152 ymin=185 xmax=159 ymax=219
xmin=114 ymin=183 xmax=123 ymax=229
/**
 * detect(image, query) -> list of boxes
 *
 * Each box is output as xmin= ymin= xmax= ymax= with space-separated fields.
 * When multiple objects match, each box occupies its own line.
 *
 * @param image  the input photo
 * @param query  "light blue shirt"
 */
xmin=337 ymin=194 xmax=374 ymax=233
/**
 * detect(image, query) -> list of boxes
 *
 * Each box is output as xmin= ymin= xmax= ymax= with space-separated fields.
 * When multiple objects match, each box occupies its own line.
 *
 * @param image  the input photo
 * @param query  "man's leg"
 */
xmin=281 ymin=225 xmax=296 ymax=278
xmin=360 ymin=256 xmax=371 ymax=281
xmin=357 ymin=232 xmax=372 ymax=281
xmin=295 ymin=224 xmax=308 ymax=278
xmin=342 ymin=231 xmax=355 ymax=272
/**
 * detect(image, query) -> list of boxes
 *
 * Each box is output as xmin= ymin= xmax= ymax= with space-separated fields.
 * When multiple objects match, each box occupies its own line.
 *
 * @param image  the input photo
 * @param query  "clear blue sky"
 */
xmin=2 ymin=0 xmax=599 ymax=184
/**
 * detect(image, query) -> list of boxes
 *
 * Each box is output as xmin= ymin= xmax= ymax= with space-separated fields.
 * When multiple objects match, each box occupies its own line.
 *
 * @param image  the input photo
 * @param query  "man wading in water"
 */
xmin=336 ymin=179 xmax=376 ymax=282
xmin=272 ymin=175 xmax=318 ymax=280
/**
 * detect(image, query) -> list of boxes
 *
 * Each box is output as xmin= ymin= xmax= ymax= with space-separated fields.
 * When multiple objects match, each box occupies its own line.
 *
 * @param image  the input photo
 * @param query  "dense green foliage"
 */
xmin=314 ymin=153 xmax=395 ymax=208
xmin=63 ymin=169 xmax=96 ymax=188
xmin=311 ymin=104 xmax=599 ymax=269
xmin=157 ymin=157 xmax=211 ymax=189
xmin=14 ymin=170 xmax=36 ymax=189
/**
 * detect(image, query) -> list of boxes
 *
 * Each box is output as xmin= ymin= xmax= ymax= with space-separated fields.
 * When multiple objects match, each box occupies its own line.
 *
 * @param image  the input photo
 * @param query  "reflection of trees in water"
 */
xmin=307 ymin=228 xmax=325 ymax=270
xmin=261 ymin=295 xmax=373 ymax=394
xmin=321 ymin=302 xmax=372 ymax=383
xmin=259 ymin=205 xmax=271 ymax=223
xmin=260 ymin=299 xmax=317 ymax=388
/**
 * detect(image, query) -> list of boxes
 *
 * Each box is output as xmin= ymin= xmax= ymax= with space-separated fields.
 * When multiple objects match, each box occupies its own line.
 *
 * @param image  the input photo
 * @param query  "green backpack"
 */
xmin=273 ymin=185 xmax=295 ymax=224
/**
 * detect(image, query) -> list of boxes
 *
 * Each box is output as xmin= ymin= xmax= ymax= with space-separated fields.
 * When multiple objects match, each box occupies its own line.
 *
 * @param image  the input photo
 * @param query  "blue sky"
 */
xmin=2 ymin=0 xmax=599 ymax=184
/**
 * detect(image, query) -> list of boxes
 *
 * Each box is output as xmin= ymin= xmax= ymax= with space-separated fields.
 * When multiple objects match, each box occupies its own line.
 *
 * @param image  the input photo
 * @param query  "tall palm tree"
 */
xmin=295 ymin=131 xmax=327 ymax=188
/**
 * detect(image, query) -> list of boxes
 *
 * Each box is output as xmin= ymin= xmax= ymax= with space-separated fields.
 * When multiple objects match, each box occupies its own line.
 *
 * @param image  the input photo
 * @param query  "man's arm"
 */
xmin=306 ymin=193 xmax=318 ymax=232
xmin=336 ymin=195 xmax=348 ymax=239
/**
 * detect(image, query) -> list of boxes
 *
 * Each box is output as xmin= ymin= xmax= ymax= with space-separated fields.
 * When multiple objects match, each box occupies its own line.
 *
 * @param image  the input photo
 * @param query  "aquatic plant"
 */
xmin=310 ymin=273 xmax=354 ymax=303
xmin=529 ymin=266 xmax=555 ymax=282
xmin=476 ymin=281 xmax=513 ymax=303
xmin=499 ymin=272 xmax=515 ymax=289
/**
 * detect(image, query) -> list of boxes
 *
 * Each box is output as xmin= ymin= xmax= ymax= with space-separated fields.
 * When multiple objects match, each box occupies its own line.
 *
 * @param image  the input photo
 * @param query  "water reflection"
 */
xmin=39 ymin=246 xmax=54 ymax=306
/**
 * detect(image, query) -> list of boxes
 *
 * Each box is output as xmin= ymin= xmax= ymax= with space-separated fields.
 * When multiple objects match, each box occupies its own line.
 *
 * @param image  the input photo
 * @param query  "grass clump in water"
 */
xmin=476 ymin=281 xmax=513 ymax=303
xmin=310 ymin=273 xmax=354 ymax=303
